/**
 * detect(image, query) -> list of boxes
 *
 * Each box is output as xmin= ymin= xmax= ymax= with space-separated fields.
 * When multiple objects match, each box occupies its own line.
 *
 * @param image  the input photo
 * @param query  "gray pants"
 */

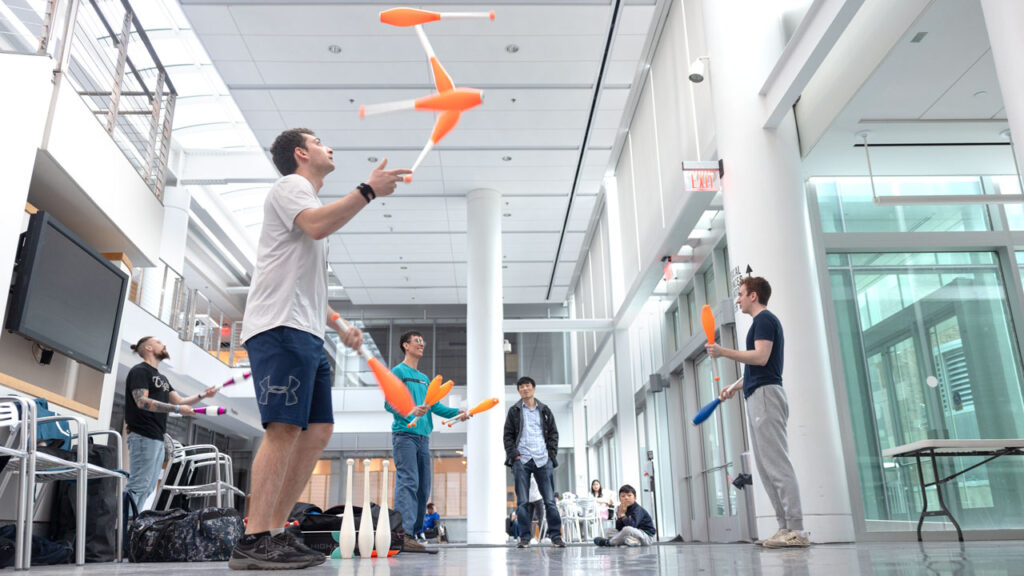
xmin=746 ymin=385 xmax=803 ymax=531
xmin=605 ymin=526 xmax=654 ymax=546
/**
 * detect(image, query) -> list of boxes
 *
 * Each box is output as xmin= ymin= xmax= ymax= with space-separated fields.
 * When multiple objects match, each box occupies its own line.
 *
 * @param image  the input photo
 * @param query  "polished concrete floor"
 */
xmin=17 ymin=540 xmax=1023 ymax=575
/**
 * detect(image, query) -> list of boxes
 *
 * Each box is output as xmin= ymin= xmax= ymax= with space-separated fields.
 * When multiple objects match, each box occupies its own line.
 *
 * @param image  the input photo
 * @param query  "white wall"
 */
xmin=0 ymin=53 xmax=52 ymax=330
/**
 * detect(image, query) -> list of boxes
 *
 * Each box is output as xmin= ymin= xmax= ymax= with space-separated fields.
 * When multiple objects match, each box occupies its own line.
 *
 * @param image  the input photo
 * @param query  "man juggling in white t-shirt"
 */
xmin=231 ymin=129 xmax=411 ymax=571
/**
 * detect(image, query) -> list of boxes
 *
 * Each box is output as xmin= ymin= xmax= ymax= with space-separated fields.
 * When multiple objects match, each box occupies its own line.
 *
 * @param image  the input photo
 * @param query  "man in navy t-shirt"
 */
xmin=706 ymin=276 xmax=809 ymax=548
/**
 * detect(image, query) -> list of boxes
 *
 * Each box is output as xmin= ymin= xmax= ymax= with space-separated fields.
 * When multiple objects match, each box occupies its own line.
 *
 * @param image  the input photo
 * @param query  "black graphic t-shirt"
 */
xmin=125 ymin=362 xmax=175 ymax=440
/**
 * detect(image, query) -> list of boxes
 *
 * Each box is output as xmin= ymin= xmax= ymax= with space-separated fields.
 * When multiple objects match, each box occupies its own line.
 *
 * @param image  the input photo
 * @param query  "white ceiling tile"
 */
xmin=617 ymin=5 xmax=657 ymax=35
xmin=331 ymin=233 xmax=457 ymax=264
xmin=215 ymin=60 xmax=265 ymax=84
xmin=503 ymin=287 xmax=552 ymax=303
xmin=342 ymin=288 xmax=370 ymax=304
xmin=230 ymin=89 xmax=277 ymax=110
xmin=593 ymin=109 xmax=625 ymax=130
xmin=438 ymin=149 xmax=579 ymax=167
xmin=549 ymin=286 xmax=569 ymax=303
xmin=568 ymin=196 xmax=597 ymax=232
xmin=440 ymin=61 xmax=600 ymax=86
xmin=559 ymin=232 xmax=586 ymax=261
xmin=553 ymin=262 xmax=574 ymax=286
xmin=502 ymin=232 xmax=561 ymax=262
xmin=181 ymin=6 xmax=241 ymax=35
xmin=588 ymin=128 xmax=619 ymax=149
xmin=577 ymin=179 xmax=604 ymax=196
xmin=370 ymin=287 xmax=458 ymax=305
xmin=344 ymin=262 xmax=456 ymax=287
xmin=922 ymin=50 xmax=1005 ymax=120
xmin=442 ymin=165 xmax=577 ymax=182
xmin=254 ymin=62 xmax=430 ymax=86
xmin=241 ymin=109 xmax=286 ymax=131
xmin=610 ymin=34 xmax=646 ymax=62
xmin=198 ymin=35 xmax=252 ymax=61
xmin=597 ymin=88 xmax=630 ymax=111
xmin=603 ymin=60 xmax=640 ymax=86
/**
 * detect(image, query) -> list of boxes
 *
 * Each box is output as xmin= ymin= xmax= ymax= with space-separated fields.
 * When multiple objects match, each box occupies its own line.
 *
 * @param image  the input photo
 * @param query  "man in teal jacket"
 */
xmin=386 ymin=330 xmax=467 ymax=550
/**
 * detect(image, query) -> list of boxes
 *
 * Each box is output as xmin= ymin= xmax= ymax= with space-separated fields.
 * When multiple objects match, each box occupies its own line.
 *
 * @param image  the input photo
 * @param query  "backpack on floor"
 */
xmin=0 ymin=524 xmax=72 ymax=566
xmin=299 ymin=503 xmax=403 ymax=557
xmin=127 ymin=507 xmax=243 ymax=562
xmin=49 ymin=442 xmax=121 ymax=562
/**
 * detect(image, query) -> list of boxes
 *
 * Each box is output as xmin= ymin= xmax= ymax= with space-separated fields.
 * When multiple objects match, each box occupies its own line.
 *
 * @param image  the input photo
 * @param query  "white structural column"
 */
xmin=700 ymin=0 xmax=854 ymax=542
xmin=465 ymin=188 xmax=506 ymax=544
xmin=612 ymin=329 xmax=641 ymax=491
xmin=980 ymin=0 xmax=1024 ymax=171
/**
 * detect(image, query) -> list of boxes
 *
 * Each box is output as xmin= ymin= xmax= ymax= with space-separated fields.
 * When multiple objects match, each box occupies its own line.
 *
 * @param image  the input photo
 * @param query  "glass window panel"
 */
xmin=812 ymin=177 xmax=991 ymax=233
xmin=829 ymin=252 xmax=1024 ymax=531
xmin=703 ymin=268 xmax=716 ymax=306
xmin=997 ymin=176 xmax=1024 ymax=230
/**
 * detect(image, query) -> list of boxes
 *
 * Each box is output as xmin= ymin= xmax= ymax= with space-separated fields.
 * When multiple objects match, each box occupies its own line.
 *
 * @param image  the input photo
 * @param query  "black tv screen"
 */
xmin=5 ymin=211 xmax=129 ymax=373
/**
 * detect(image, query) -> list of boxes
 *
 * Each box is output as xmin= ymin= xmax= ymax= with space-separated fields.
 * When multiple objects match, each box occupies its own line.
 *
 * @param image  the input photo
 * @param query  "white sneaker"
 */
xmin=529 ymin=538 xmax=539 ymax=545
xmin=754 ymin=529 xmax=787 ymax=546
xmin=624 ymin=536 xmax=641 ymax=547
xmin=762 ymin=530 xmax=810 ymax=548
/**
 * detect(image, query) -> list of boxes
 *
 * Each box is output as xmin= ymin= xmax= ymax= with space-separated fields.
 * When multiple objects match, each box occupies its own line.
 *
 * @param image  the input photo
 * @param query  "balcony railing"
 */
xmin=9 ymin=0 xmax=177 ymax=200
xmin=130 ymin=261 xmax=245 ymax=368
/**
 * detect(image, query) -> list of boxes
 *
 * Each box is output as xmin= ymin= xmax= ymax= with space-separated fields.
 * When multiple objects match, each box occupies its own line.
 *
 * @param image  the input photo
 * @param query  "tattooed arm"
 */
xmin=132 ymin=388 xmax=194 ymax=415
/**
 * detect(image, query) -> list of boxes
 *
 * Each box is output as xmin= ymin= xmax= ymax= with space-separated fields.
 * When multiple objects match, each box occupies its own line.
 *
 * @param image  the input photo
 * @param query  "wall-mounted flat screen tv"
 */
xmin=5 ymin=211 xmax=129 ymax=373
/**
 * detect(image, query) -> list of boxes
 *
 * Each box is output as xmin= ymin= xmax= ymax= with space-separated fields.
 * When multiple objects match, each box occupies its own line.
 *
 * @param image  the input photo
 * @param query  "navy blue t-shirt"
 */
xmin=742 ymin=310 xmax=784 ymax=399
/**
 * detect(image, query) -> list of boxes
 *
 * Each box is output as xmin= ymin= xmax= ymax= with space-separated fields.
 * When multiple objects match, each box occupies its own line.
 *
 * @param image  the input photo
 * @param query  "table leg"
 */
xmin=929 ymin=452 xmax=964 ymax=542
xmin=915 ymin=454 xmax=927 ymax=542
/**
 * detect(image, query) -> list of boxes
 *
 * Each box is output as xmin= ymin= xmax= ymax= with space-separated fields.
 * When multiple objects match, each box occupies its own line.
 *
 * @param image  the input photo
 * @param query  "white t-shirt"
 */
xmin=240 ymin=174 xmax=328 ymax=344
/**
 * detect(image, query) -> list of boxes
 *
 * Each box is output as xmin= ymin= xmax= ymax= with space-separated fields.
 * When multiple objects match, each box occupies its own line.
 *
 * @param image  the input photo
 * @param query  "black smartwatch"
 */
xmin=358 ymin=183 xmax=376 ymax=203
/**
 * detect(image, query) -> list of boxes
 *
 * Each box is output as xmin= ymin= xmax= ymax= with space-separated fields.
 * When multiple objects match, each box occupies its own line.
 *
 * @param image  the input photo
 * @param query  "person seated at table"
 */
xmin=590 ymin=479 xmax=615 ymax=520
xmin=593 ymin=485 xmax=656 ymax=547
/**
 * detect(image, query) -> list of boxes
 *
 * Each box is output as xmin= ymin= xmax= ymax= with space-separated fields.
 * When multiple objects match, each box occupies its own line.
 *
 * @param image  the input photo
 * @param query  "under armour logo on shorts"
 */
xmin=257 ymin=375 xmax=301 ymax=406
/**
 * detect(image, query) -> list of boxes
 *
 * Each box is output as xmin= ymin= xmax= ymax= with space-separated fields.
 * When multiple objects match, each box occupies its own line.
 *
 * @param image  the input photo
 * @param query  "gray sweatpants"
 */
xmin=746 ymin=385 xmax=803 ymax=531
xmin=605 ymin=526 xmax=654 ymax=546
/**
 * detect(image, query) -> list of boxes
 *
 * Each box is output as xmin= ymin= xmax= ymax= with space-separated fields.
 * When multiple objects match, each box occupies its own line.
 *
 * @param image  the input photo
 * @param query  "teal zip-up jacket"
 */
xmin=385 ymin=363 xmax=460 ymax=437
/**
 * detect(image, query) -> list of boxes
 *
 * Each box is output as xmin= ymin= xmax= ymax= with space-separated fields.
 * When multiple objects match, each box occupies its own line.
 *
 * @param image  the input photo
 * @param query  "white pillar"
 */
xmin=700 ymin=0 xmax=854 ymax=542
xmin=980 ymin=0 xmax=1024 ymax=171
xmin=572 ymin=394 xmax=588 ymax=495
xmin=465 ymin=188 xmax=505 ymax=545
xmin=612 ymin=329 xmax=641 ymax=491
xmin=159 ymin=185 xmax=190 ymax=273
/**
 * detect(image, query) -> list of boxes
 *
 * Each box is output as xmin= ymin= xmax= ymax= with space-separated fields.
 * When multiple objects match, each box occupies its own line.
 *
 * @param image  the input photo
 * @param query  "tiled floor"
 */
xmin=17 ymin=540 xmax=1023 ymax=575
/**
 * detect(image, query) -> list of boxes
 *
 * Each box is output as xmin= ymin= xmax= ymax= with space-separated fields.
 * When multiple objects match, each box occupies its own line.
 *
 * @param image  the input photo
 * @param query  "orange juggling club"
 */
xmin=333 ymin=315 xmax=415 ymax=416
xmin=380 ymin=7 xmax=495 ymax=27
xmin=361 ymin=7 xmax=494 ymax=183
xmin=443 ymin=397 xmax=499 ymax=427
xmin=701 ymin=305 xmax=720 ymax=383
xmin=407 ymin=375 xmax=450 ymax=428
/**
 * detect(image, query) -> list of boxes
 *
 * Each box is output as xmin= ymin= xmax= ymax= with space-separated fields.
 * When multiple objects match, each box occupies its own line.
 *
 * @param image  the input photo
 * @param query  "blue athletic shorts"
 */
xmin=244 ymin=326 xmax=333 ymax=429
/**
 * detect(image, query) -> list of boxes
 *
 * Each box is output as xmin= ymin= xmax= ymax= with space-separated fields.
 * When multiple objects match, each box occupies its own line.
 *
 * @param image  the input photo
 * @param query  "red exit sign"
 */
xmin=681 ymin=160 xmax=723 ymax=193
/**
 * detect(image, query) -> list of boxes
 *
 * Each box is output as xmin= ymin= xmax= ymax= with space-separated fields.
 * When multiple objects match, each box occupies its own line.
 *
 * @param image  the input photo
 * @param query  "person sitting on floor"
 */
xmin=594 ymin=485 xmax=656 ymax=547
xmin=420 ymin=502 xmax=443 ymax=543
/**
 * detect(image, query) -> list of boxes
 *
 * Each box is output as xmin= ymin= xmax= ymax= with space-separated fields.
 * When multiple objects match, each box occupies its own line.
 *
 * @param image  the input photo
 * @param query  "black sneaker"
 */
xmin=280 ymin=531 xmax=325 ymax=566
xmin=594 ymin=537 xmax=611 ymax=547
xmin=402 ymin=537 xmax=427 ymax=552
xmin=229 ymin=532 xmax=321 ymax=570
xmin=517 ymin=538 xmax=530 ymax=549
xmin=551 ymin=536 xmax=566 ymax=548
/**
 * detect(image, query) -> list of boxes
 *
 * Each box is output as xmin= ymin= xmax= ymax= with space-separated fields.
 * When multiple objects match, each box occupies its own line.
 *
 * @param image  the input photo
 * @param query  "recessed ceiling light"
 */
xmin=973 ymin=90 xmax=988 ymax=98
xmin=328 ymin=44 xmax=342 ymax=54
xmin=400 ymin=266 xmax=408 ymax=270
xmin=383 ymin=214 xmax=392 ymax=218
xmin=510 ymin=97 xmax=517 ymax=103
xmin=505 ymin=43 xmax=519 ymax=54
xmin=502 ymin=265 xmax=508 ymax=269
xmin=503 ymin=212 xmax=512 ymax=217
xmin=910 ymin=32 xmax=927 ymax=43
xmin=502 ymin=155 xmax=512 ymax=162
xmin=368 ymin=156 xmax=378 ymax=162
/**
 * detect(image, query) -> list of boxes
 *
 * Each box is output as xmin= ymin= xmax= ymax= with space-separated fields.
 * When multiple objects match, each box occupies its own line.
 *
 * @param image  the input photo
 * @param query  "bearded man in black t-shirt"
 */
xmin=124 ymin=336 xmax=217 ymax=508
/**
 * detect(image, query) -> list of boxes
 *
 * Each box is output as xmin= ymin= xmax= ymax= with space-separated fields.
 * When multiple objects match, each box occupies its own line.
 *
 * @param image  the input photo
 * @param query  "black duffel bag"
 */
xmin=127 ymin=507 xmax=243 ymax=562
xmin=300 ymin=503 xmax=404 ymax=557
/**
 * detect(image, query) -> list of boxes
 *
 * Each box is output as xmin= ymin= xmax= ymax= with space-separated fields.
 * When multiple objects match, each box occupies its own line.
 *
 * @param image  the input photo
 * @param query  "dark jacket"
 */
xmin=616 ymin=502 xmax=656 ymax=536
xmin=503 ymin=398 xmax=559 ymax=468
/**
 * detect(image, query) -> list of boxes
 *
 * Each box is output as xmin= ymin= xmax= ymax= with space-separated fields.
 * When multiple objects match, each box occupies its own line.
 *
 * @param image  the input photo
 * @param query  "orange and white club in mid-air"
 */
xmin=359 ymin=7 xmax=494 ymax=183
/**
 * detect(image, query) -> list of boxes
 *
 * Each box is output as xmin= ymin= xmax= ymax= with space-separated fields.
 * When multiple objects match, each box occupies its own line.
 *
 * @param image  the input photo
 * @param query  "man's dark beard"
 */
xmin=157 ymin=349 xmax=170 ymax=361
